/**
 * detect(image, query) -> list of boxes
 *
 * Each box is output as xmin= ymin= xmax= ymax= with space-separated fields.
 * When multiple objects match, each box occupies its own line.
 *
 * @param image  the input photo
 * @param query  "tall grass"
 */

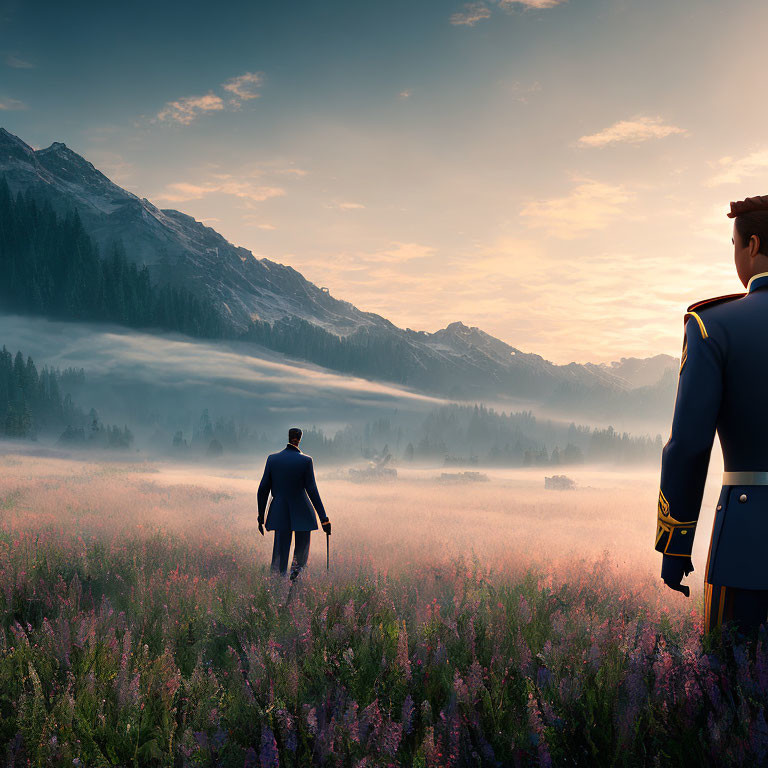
xmin=0 ymin=453 xmax=763 ymax=767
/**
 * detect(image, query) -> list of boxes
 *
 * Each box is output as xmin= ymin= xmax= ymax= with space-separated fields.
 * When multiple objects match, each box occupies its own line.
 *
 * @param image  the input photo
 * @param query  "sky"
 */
xmin=1 ymin=0 xmax=765 ymax=365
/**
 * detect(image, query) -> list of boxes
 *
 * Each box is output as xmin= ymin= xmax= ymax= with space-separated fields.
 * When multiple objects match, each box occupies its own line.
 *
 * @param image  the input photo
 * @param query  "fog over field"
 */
xmin=0 ymin=431 xmax=741 ymax=766
xmin=0 ymin=445 xmax=723 ymax=606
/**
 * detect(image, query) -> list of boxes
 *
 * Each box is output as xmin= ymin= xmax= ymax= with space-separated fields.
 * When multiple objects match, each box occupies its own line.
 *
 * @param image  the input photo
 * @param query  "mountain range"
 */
xmin=0 ymin=126 xmax=678 ymax=416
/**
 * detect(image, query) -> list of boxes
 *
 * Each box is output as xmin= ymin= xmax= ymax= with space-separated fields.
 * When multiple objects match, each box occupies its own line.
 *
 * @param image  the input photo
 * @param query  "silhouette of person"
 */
xmin=257 ymin=427 xmax=331 ymax=580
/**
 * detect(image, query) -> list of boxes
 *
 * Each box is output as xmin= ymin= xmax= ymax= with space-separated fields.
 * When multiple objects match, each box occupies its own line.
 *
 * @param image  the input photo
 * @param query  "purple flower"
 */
xmin=527 ymin=692 xmax=552 ymax=768
xmin=193 ymin=731 xmax=208 ymax=749
xmin=750 ymin=706 xmax=768 ymax=762
xmin=536 ymin=666 xmax=553 ymax=690
xmin=212 ymin=727 xmax=227 ymax=750
xmin=243 ymin=746 xmax=258 ymax=768
xmin=360 ymin=699 xmax=382 ymax=744
xmin=401 ymin=694 xmax=414 ymax=735
xmin=259 ymin=725 xmax=279 ymax=768
xmin=379 ymin=720 xmax=403 ymax=757
xmin=306 ymin=706 xmax=318 ymax=736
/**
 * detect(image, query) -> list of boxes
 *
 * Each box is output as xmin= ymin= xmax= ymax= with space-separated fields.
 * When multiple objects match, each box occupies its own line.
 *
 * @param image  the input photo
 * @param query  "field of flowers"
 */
xmin=1 ymin=448 xmax=767 ymax=767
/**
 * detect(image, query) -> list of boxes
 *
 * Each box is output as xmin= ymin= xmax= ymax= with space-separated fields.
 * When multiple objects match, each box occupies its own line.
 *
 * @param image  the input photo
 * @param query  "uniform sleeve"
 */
xmin=655 ymin=312 xmax=724 ymax=558
xmin=304 ymin=457 xmax=328 ymax=521
xmin=257 ymin=456 xmax=272 ymax=519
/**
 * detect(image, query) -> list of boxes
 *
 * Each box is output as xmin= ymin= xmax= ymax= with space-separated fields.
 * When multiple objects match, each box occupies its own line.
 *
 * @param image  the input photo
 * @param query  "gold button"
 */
xmin=681 ymin=530 xmax=688 ymax=534
xmin=716 ymin=505 xmax=722 ymax=510
xmin=740 ymin=493 xmax=748 ymax=503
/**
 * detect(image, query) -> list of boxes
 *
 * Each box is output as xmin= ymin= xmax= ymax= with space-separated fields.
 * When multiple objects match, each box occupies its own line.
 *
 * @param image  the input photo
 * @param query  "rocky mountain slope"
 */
xmin=0 ymin=126 xmax=676 ymax=412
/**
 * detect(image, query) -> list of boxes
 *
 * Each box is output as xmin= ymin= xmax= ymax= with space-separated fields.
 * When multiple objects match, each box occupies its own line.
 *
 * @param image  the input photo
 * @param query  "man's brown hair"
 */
xmin=734 ymin=211 xmax=768 ymax=257
xmin=728 ymin=195 xmax=768 ymax=256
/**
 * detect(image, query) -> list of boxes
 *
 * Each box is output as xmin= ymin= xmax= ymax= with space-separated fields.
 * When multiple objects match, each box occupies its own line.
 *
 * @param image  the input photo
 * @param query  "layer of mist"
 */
xmin=1 ymin=313 xmax=668 ymax=467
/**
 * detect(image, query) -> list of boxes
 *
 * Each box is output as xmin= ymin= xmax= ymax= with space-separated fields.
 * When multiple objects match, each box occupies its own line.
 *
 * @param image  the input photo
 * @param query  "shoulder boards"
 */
xmin=683 ymin=310 xmax=708 ymax=339
xmin=686 ymin=293 xmax=745 ymax=313
xmin=679 ymin=293 xmax=743 ymax=372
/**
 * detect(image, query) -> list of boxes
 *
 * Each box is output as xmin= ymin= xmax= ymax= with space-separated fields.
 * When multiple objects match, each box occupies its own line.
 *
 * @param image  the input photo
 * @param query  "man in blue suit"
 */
xmin=257 ymin=427 xmax=331 ymax=580
xmin=656 ymin=194 xmax=768 ymax=637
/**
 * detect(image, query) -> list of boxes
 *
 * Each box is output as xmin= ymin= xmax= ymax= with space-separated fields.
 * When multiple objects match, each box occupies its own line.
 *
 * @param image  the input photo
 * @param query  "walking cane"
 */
xmin=326 ymin=528 xmax=330 ymax=571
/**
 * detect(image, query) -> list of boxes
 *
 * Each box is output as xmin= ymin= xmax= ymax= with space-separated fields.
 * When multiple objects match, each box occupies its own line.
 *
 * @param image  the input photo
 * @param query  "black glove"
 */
xmin=661 ymin=555 xmax=694 ymax=597
xmin=321 ymin=519 xmax=331 ymax=535
xmin=258 ymin=516 xmax=264 ymax=536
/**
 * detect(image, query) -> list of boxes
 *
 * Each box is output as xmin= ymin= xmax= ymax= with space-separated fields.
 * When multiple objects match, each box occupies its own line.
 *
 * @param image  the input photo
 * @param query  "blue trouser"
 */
xmin=704 ymin=520 xmax=768 ymax=638
xmin=705 ymin=580 xmax=768 ymax=637
xmin=270 ymin=529 xmax=311 ymax=578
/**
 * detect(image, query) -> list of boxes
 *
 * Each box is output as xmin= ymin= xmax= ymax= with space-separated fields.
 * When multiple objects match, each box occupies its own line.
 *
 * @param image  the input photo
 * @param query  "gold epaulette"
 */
xmin=679 ymin=293 xmax=745 ymax=373
xmin=686 ymin=293 xmax=745 ymax=313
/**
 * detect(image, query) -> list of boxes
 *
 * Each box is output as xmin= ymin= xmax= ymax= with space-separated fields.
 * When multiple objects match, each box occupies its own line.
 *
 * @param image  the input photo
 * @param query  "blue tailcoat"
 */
xmin=656 ymin=272 xmax=768 ymax=588
xmin=257 ymin=444 xmax=328 ymax=531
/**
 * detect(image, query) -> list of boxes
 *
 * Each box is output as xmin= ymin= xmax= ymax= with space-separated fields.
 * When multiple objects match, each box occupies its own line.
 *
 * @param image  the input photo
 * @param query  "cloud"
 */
xmin=450 ymin=3 xmax=492 ymax=25
xmin=6 ymin=53 xmax=33 ymax=69
xmin=577 ymin=116 xmax=688 ymax=147
xmin=519 ymin=177 xmax=636 ymax=238
xmin=156 ymin=71 xmax=265 ymax=126
xmin=275 ymin=167 xmax=308 ymax=176
xmin=301 ymin=242 xmax=436 ymax=280
xmin=706 ymin=148 xmax=768 ymax=187
xmin=0 ymin=97 xmax=26 ymax=110
xmin=499 ymin=0 xmax=568 ymax=7
xmin=373 ymin=242 xmax=435 ymax=263
xmin=241 ymin=215 xmax=278 ymax=230
xmin=157 ymin=92 xmax=225 ymax=125
xmin=222 ymin=71 xmax=264 ymax=101
xmin=153 ymin=177 xmax=285 ymax=203
xmin=337 ymin=202 xmax=366 ymax=210
xmin=504 ymin=80 xmax=542 ymax=103
xmin=451 ymin=0 xmax=565 ymax=27
xmin=399 ymin=89 xmax=413 ymax=99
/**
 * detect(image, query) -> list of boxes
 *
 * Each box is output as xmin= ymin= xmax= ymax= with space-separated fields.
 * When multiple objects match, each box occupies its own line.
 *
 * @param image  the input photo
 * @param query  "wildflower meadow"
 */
xmin=1 ymin=450 xmax=767 ymax=767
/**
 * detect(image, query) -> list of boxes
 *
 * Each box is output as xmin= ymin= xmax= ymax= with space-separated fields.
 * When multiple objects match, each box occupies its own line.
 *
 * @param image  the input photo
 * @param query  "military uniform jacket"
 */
xmin=257 ymin=444 xmax=328 ymax=531
xmin=656 ymin=272 xmax=768 ymax=589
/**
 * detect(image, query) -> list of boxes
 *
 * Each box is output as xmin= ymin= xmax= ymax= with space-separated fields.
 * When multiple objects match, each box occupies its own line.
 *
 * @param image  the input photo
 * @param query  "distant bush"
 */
xmin=545 ymin=474 xmax=576 ymax=490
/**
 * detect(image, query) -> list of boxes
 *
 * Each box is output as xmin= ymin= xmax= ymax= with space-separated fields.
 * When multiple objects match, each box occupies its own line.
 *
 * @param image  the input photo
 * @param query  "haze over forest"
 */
xmin=0 ymin=127 xmax=679 ymax=465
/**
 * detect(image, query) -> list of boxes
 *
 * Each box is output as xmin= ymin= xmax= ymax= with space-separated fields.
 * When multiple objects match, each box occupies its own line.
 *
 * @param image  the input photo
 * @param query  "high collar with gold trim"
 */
xmin=747 ymin=271 xmax=768 ymax=293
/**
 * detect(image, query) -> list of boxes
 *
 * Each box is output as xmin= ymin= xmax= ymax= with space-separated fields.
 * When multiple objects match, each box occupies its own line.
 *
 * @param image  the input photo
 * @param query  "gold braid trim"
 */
xmin=684 ymin=311 xmax=708 ymax=339
xmin=655 ymin=488 xmax=697 ymax=553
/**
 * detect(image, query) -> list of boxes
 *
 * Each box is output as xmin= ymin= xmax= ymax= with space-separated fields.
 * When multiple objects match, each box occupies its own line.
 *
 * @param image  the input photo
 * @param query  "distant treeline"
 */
xmin=404 ymin=403 xmax=663 ymax=465
xmin=0 ymin=345 xmax=83 ymax=437
xmin=169 ymin=403 xmax=663 ymax=466
xmin=0 ymin=344 xmax=132 ymax=448
xmin=1 ymin=343 xmax=663 ymax=465
xmin=0 ymin=176 xmax=224 ymax=338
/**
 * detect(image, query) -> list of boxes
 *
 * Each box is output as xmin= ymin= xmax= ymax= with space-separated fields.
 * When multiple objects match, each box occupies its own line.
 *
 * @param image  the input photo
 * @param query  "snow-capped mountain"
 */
xmin=0 ymin=127 xmax=379 ymax=336
xmin=0 ymin=127 xmax=676 ymax=412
